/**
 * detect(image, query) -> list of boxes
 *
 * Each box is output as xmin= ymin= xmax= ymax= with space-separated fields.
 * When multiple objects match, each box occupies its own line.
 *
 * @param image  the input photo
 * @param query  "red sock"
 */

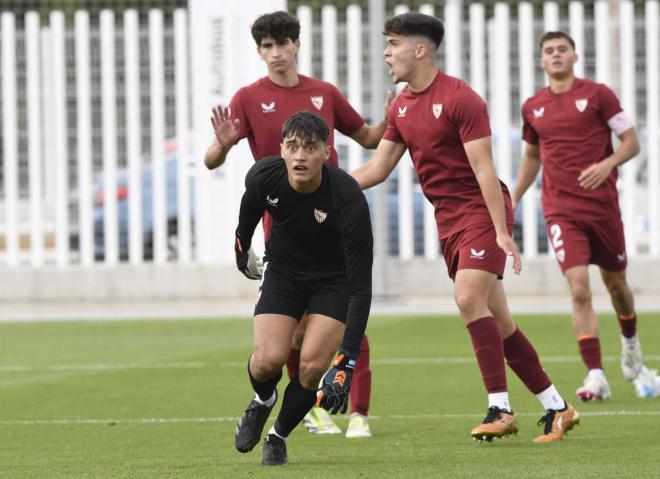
xmin=350 ymin=334 xmax=371 ymax=416
xmin=467 ymin=317 xmax=507 ymax=393
xmin=618 ymin=314 xmax=637 ymax=338
xmin=503 ymin=327 xmax=552 ymax=394
xmin=286 ymin=348 xmax=300 ymax=380
xmin=578 ymin=336 xmax=603 ymax=370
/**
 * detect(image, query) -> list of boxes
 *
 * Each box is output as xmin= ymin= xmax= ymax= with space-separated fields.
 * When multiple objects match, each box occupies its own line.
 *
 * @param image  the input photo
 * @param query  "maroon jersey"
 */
xmin=383 ymin=70 xmax=513 ymax=239
xmin=229 ymin=74 xmax=365 ymax=166
xmin=521 ymin=78 xmax=623 ymax=220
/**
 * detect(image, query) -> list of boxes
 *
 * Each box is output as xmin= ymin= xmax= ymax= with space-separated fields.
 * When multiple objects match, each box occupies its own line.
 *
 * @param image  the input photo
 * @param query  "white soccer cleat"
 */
xmin=345 ymin=412 xmax=372 ymax=438
xmin=575 ymin=371 xmax=612 ymax=402
xmin=620 ymin=335 xmax=643 ymax=381
xmin=302 ymin=407 xmax=342 ymax=434
xmin=633 ymin=366 xmax=660 ymax=398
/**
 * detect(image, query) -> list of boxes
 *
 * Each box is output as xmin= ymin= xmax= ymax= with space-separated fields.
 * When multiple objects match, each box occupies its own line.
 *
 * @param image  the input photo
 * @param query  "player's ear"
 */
xmin=324 ymin=144 xmax=330 ymax=161
xmin=280 ymin=142 xmax=286 ymax=157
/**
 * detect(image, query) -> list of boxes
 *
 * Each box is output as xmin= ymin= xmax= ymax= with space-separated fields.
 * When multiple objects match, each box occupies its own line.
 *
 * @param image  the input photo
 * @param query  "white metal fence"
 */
xmin=1 ymin=1 xmax=659 ymax=270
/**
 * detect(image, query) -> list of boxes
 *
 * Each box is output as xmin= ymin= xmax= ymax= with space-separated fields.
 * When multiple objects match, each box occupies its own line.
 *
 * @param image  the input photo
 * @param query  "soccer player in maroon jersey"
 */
xmin=204 ymin=11 xmax=391 ymax=437
xmin=512 ymin=31 xmax=659 ymax=401
xmin=351 ymin=12 xmax=579 ymax=442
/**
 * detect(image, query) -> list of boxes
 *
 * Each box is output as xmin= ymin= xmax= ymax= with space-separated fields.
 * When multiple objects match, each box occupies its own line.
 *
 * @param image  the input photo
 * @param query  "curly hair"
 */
xmin=251 ymin=11 xmax=300 ymax=47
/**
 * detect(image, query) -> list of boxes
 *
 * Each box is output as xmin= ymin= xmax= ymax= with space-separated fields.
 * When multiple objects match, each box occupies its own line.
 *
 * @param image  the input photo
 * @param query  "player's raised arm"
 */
xmin=464 ymin=136 xmax=522 ymax=274
xmin=349 ymin=90 xmax=394 ymax=149
xmin=350 ymin=138 xmax=406 ymax=189
xmin=511 ymin=142 xmax=542 ymax=211
xmin=204 ymin=105 xmax=241 ymax=170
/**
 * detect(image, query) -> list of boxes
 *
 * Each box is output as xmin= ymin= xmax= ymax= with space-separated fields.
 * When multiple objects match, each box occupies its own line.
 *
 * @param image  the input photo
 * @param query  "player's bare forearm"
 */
xmin=351 ymin=121 xmax=387 ymax=149
xmin=512 ymin=143 xmax=541 ymax=207
xmin=475 ymin=165 xmax=509 ymax=235
xmin=204 ymin=139 xmax=231 ymax=170
xmin=350 ymin=139 xmax=405 ymax=189
xmin=579 ymin=129 xmax=639 ymax=189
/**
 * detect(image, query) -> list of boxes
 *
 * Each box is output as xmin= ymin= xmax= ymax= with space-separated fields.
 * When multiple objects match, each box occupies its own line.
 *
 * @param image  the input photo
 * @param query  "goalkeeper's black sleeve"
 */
xmin=235 ymin=167 xmax=265 ymax=245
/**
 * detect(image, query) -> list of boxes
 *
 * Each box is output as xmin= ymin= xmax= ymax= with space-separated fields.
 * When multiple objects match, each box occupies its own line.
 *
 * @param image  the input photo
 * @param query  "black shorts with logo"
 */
xmin=254 ymin=261 xmax=348 ymax=323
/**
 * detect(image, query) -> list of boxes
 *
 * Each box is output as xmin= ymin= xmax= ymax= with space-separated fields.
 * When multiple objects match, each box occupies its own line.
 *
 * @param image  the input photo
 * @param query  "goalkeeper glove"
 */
xmin=234 ymin=232 xmax=263 ymax=280
xmin=316 ymin=352 xmax=356 ymax=415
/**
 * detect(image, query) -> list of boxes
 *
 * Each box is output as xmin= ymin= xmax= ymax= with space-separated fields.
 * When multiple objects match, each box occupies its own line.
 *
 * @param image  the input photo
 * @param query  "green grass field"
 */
xmin=1 ymin=313 xmax=659 ymax=478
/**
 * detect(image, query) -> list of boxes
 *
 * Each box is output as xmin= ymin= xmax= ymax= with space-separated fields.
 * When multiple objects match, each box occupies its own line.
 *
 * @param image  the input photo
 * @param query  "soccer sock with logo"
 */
xmin=273 ymin=376 xmax=317 ymax=438
xmin=247 ymin=357 xmax=282 ymax=403
xmin=467 ymin=317 xmax=508 ymax=398
xmin=578 ymin=336 xmax=603 ymax=370
xmin=503 ymin=327 xmax=552 ymax=394
xmin=350 ymin=334 xmax=372 ymax=416
xmin=618 ymin=314 xmax=637 ymax=339
xmin=286 ymin=348 xmax=301 ymax=380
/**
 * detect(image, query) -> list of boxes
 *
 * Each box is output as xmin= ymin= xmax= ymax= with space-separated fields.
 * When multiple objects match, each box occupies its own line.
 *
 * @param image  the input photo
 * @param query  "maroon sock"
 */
xmin=578 ymin=337 xmax=603 ymax=370
xmin=466 ymin=317 xmax=507 ymax=393
xmin=350 ymin=334 xmax=371 ymax=416
xmin=618 ymin=314 xmax=637 ymax=339
xmin=503 ymin=328 xmax=552 ymax=394
xmin=286 ymin=348 xmax=300 ymax=380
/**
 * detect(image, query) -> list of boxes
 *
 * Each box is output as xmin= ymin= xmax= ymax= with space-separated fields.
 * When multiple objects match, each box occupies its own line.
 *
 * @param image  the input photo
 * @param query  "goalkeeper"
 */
xmin=233 ymin=111 xmax=373 ymax=466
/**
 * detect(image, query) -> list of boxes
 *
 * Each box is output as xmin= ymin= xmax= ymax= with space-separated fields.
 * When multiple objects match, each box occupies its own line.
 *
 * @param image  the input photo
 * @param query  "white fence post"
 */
xmin=346 ymin=5 xmax=363 ymax=172
xmin=569 ymin=1 xmax=585 ymax=78
xmin=26 ymin=12 xmax=44 ymax=267
xmin=124 ymin=9 xmax=143 ymax=265
xmin=491 ymin=3 xmax=512 ymax=187
xmin=297 ymin=6 xmax=313 ymax=77
xmin=75 ymin=10 xmax=93 ymax=266
xmin=646 ymin=0 xmax=659 ymax=256
xmin=51 ymin=11 xmax=69 ymax=266
xmin=150 ymin=9 xmax=167 ymax=264
xmin=518 ymin=2 xmax=539 ymax=258
xmin=1 ymin=12 xmax=19 ymax=266
xmin=175 ymin=8 xmax=192 ymax=263
xmin=543 ymin=1 xmax=559 ymax=32
xmin=469 ymin=3 xmax=486 ymax=100
xmin=620 ymin=0 xmax=637 ymax=256
xmin=595 ymin=1 xmax=610 ymax=84
xmin=100 ymin=10 xmax=118 ymax=265
xmin=321 ymin=5 xmax=337 ymax=86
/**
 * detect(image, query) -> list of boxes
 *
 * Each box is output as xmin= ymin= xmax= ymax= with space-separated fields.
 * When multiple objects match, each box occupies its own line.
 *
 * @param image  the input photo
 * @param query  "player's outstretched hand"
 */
xmin=211 ymin=105 xmax=240 ymax=148
xmin=317 ymin=353 xmax=356 ymax=415
xmin=496 ymin=232 xmax=522 ymax=275
xmin=234 ymin=232 xmax=262 ymax=280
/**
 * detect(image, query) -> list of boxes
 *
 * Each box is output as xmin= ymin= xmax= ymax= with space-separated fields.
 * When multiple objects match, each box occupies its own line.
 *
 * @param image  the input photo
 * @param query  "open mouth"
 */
xmin=293 ymin=164 xmax=308 ymax=172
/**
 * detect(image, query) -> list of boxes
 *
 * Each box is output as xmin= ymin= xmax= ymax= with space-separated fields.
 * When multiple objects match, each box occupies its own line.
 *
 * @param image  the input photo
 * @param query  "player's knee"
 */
xmin=251 ymin=351 xmax=285 ymax=378
xmin=570 ymin=285 xmax=592 ymax=306
xmin=604 ymin=277 xmax=629 ymax=300
xmin=298 ymin=359 xmax=327 ymax=389
xmin=454 ymin=292 xmax=484 ymax=318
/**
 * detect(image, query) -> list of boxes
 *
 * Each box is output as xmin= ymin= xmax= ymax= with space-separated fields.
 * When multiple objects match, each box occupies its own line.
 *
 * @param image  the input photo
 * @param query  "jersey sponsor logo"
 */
xmin=617 ymin=252 xmax=626 ymax=262
xmin=470 ymin=248 xmax=485 ymax=260
xmin=310 ymin=96 xmax=324 ymax=110
xmin=575 ymin=99 xmax=588 ymax=112
xmin=398 ymin=106 xmax=407 ymax=118
xmin=555 ymin=248 xmax=566 ymax=263
xmin=266 ymin=195 xmax=279 ymax=207
xmin=261 ymin=102 xmax=276 ymax=113
xmin=313 ymin=208 xmax=328 ymax=223
xmin=533 ymin=107 xmax=545 ymax=118
xmin=432 ymin=103 xmax=443 ymax=119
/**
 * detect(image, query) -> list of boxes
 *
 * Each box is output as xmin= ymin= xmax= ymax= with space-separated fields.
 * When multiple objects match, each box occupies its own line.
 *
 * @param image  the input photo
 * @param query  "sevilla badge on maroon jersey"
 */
xmin=432 ymin=103 xmax=443 ymax=119
xmin=314 ymin=208 xmax=328 ymax=223
xmin=311 ymin=96 xmax=324 ymax=110
xmin=575 ymin=99 xmax=588 ymax=112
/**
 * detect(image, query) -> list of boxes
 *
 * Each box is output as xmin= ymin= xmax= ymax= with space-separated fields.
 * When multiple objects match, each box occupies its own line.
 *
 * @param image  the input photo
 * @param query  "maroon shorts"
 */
xmin=440 ymin=222 xmax=514 ymax=281
xmin=545 ymin=218 xmax=627 ymax=273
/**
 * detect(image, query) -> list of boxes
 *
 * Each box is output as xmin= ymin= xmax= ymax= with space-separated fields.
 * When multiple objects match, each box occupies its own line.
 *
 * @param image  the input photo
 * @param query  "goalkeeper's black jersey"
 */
xmin=236 ymin=156 xmax=373 ymax=357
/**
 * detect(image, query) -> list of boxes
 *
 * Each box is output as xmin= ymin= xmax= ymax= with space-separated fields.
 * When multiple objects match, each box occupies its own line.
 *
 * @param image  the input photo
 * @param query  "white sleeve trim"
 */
xmin=607 ymin=111 xmax=634 ymax=136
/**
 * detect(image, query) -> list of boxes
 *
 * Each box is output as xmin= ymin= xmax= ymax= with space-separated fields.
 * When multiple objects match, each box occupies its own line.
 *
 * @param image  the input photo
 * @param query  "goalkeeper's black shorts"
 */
xmin=254 ymin=260 xmax=348 ymax=323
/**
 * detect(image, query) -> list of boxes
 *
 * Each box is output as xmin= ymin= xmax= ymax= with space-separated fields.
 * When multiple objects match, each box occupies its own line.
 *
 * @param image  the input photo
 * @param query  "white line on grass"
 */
xmin=2 ymin=410 xmax=660 ymax=426
xmin=1 ymin=355 xmax=659 ymax=373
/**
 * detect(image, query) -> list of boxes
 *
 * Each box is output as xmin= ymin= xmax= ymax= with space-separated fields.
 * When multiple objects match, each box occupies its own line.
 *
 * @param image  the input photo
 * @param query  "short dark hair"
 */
xmin=282 ymin=111 xmax=329 ymax=144
xmin=539 ymin=31 xmax=576 ymax=51
xmin=251 ymin=11 xmax=300 ymax=47
xmin=383 ymin=12 xmax=444 ymax=50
